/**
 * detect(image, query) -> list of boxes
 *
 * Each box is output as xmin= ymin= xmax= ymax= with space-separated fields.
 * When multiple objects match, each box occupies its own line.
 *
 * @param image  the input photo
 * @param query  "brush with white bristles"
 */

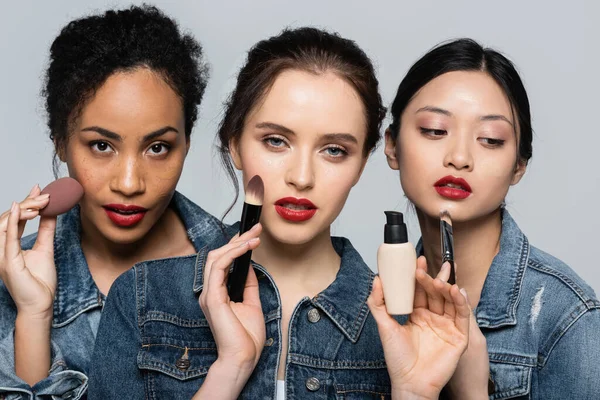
xmin=228 ymin=175 xmax=264 ymax=302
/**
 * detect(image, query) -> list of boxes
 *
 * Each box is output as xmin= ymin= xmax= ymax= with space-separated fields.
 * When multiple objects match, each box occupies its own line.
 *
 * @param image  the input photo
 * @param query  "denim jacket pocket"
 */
xmin=334 ymin=383 xmax=392 ymax=399
xmin=489 ymin=353 xmax=533 ymax=399
xmin=137 ymin=339 xmax=217 ymax=380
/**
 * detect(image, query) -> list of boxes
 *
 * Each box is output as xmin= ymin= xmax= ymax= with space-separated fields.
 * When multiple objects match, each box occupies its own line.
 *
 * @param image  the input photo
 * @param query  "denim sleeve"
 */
xmin=87 ymin=269 xmax=145 ymax=400
xmin=537 ymin=308 xmax=600 ymax=399
xmin=0 ymin=330 xmax=88 ymax=400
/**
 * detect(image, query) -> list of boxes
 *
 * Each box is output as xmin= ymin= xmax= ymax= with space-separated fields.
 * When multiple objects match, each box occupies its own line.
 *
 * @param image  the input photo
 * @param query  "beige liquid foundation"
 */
xmin=377 ymin=211 xmax=416 ymax=315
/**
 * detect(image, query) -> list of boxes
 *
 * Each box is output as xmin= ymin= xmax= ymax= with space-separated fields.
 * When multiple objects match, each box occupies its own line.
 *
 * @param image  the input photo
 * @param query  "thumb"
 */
xmin=33 ymin=216 xmax=57 ymax=253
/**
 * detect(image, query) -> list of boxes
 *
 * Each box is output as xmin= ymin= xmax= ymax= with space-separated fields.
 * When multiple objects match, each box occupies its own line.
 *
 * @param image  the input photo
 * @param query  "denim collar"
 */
xmin=193 ymin=236 xmax=374 ymax=343
xmin=52 ymin=191 xmax=223 ymax=327
xmin=416 ymin=209 xmax=528 ymax=329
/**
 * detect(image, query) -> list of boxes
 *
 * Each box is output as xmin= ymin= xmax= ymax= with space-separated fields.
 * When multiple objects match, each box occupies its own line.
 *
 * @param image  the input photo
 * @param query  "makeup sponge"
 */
xmin=39 ymin=177 xmax=84 ymax=217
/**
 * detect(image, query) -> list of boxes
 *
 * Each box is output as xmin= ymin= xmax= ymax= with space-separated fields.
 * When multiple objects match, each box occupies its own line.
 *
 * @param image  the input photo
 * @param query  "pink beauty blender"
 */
xmin=39 ymin=177 xmax=84 ymax=217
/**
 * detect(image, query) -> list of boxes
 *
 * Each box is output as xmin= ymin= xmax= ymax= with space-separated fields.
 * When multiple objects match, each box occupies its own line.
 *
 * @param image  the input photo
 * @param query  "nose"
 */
xmin=284 ymin=149 xmax=315 ymax=191
xmin=443 ymin=134 xmax=473 ymax=172
xmin=109 ymin=155 xmax=146 ymax=197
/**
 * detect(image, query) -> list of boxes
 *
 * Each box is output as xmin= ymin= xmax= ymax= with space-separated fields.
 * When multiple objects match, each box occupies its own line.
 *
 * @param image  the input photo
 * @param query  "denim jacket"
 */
xmin=423 ymin=209 xmax=600 ymax=399
xmin=88 ymin=236 xmax=397 ymax=399
xmin=0 ymin=192 xmax=226 ymax=400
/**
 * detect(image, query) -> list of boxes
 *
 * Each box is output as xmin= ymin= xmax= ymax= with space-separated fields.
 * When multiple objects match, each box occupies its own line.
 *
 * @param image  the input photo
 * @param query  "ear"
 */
xmin=185 ymin=135 xmax=191 ymax=155
xmin=384 ymin=128 xmax=399 ymax=170
xmin=229 ymin=138 xmax=242 ymax=170
xmin=510 ymin=159 xmax=527 ymax=185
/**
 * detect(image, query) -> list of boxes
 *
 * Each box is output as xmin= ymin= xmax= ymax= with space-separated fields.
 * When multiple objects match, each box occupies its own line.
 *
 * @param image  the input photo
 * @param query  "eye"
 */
xmin=90 ymin=141 xmax=113 ymax=154
xmin=324 ymin=145 xmax=348 ymax=158
xmin=420 ymin=127 xmax=447 ymax=137
xmin=263 ymin=136 xmax=287 ymax=149
xmin=147 ymin=143 xmax=170 ymax=156
xmin=478 ymin=137 xmax=506 ymax=148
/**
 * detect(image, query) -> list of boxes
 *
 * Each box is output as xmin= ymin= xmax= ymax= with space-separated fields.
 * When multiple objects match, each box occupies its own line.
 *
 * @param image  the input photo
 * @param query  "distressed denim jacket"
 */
xmin=0 ymin=192 xmax=226 ymax=400
xmin=88 ymin=236 xmax=397 ymax=399
xmin=422 ymin=209 xmax=600 ymax=399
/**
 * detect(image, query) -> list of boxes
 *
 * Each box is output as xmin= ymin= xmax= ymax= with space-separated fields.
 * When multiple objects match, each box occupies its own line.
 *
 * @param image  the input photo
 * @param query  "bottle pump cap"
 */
xmin=384 ymin=211 xmax=408 ymax=244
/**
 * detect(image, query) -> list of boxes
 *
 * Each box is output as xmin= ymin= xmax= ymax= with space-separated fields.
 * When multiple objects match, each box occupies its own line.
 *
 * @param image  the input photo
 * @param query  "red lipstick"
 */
xmin=103 ymin=204 xmax=148 ymax=227
xmin=434 ymin=176 xmax=472 ymax=200
xmin=275 ymin=197 xmax=317 ymax=222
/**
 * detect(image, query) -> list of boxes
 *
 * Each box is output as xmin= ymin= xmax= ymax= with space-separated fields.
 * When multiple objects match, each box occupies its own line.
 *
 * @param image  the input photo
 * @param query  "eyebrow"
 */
xmin=416 ymin=106 xmax=513 ymax=126
xmin=256 ymin=122 xmax=358 ymax=145
xmin=255 ymin=122 xmax=294 ymax=135
xmin=80 ymin=126 xmax=179 ymax=142
xmin=416 ymin=106 xmax=452 ymax=117
xmin=322 ymin=133 xmax=358 ymax=145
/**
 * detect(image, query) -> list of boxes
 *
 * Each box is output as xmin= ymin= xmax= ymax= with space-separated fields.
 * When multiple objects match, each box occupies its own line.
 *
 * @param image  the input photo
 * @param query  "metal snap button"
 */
xmin=265 ymin=337 xmax=274 ymax=346
xmin=305 ymin=377 xmax=321 ymax=391
xmin=307 ymin=308 xmax=321 ymax=323
xmin=176 ymin=347 xmax=191 ymax=371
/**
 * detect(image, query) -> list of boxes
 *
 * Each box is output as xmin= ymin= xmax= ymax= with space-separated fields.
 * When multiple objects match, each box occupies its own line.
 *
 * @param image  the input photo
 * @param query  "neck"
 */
xmin=252 ymin=226 xmax=340 ymax=297
xmin=417 ymin=208 xmax=503 ymax=308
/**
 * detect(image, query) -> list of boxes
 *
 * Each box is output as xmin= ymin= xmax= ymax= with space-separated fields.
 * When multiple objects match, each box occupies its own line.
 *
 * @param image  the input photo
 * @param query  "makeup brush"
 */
xmin=228 ymin=175 xmax=264 ymax=302
xmin=439 ymin=210 xmax=455 ymax=285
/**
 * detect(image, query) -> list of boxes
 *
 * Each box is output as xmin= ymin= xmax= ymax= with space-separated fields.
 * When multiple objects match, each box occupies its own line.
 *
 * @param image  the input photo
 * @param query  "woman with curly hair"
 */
xmin=0 ymin=5 xmax=221 ymax=399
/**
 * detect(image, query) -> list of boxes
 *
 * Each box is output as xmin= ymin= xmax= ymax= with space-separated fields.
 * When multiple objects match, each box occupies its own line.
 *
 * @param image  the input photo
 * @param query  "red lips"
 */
xmin=103 ymin=204 xmax=148 ymax=227
xmin=275 ymin=197 xmax=317 ymax=222
xmin=434 ymin=176 xmax=472 ymax=200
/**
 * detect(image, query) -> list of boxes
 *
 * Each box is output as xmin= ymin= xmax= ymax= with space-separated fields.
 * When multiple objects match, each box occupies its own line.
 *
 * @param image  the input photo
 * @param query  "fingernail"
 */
xmin=441 ymin=262 xmax=449 ymax=272
xmin=29 ymin=185 xmax=37 ymax=195
xmin=37 ymin=194 xmax=50 ymax=199
xmin=248 ymin=238 xmax=259 ymax=245
xmin=11 ymin=202 xmax=17 ymax=212
xmin=460 ymin=288 xmax=468 ymax=299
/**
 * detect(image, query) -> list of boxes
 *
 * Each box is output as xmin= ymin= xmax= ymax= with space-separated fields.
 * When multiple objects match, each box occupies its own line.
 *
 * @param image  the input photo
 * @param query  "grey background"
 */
xmin=1 ymin=0 xmax=598 ymax=294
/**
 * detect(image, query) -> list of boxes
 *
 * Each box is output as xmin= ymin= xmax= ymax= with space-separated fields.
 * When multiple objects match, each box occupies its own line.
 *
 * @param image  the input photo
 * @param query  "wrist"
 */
xmin=15 ymin=311 xmax=53 ymax=328
xmin=393 ymin=386 xmax=439 ymax=400
xmin=446 ymin=382 xmax=489 ymax=400
xmin=206 ymin=357 xmax=255 ymax=390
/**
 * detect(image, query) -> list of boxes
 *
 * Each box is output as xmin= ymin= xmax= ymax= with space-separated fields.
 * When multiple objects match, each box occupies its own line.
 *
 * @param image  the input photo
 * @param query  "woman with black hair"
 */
xmin=0 ymin=5 xmax=223 ymax=399
xmin=376 ymin=38 xmax=600 ymax=399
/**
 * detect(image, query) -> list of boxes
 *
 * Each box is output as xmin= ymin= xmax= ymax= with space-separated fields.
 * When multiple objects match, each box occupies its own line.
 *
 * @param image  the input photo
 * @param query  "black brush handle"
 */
xmin=441 ymin=220 xmax=455 ymax=285
xmin=228 ymin=203 xmax=262 ymax=302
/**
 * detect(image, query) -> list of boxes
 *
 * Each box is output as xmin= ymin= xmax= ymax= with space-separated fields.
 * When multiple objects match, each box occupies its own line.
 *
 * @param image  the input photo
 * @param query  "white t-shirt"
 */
xmin=276 ymin=380 xmax=285 ymax=400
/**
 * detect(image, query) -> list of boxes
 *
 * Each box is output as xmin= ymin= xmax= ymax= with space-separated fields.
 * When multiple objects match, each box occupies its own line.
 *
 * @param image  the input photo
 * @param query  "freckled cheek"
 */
xmin=67 ymin=156 xmax=109 ymax=194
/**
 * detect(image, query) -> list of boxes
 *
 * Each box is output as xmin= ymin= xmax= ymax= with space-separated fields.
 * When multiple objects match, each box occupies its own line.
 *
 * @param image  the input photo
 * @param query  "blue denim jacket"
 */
xmin=88 ymin=236 xmax=397 ymax=399
xmin=0 ymin=192 xmax=226 ymax=400
xmin=422 ymin=209 xmax=600 ymax=399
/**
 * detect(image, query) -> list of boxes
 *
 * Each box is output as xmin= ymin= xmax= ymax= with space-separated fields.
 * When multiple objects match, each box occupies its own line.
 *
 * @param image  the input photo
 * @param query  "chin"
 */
xmin=266 ymin=220 xmax=322 ymax=246
xmin=100 ymin=225 xmax=153 ymax=245
xmin=415 ymin=199 xmax=503 ymax=225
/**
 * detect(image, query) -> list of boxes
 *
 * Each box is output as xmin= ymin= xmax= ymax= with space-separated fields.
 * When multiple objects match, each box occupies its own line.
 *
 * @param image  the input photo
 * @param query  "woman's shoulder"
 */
xmin=525 ymin=244 xmax=598 ymax=306
xmin=517 ymin=244 xmax=600 ymax=353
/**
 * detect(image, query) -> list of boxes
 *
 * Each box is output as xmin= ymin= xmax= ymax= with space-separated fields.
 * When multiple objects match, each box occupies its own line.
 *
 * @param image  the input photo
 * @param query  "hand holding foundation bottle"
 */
xmin=367 ymin=256 xmax=471 ymax=399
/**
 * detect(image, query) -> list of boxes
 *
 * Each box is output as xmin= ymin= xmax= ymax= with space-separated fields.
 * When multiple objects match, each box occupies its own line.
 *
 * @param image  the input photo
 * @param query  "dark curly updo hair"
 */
xmin=44 ymin=4 xmax=209 ymax=176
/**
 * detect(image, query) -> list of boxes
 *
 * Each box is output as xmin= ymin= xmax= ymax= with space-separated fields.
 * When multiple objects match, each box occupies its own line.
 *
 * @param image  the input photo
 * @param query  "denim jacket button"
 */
xmin=307 ymin=308 xmax=321 ymax=323
xmin=176 ymin=358 xmax=191 ymax=370
xmin=305 ymin=377 xmax=321 ymax=391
